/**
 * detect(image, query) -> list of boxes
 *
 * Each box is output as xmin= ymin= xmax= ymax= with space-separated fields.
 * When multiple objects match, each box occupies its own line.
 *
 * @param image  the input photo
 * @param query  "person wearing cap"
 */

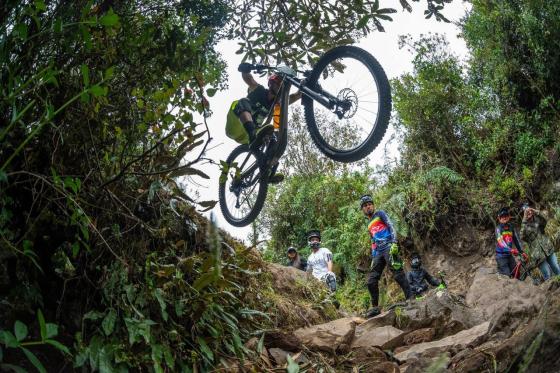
xmin=305 ymin=230 xmax=337 ymax=292
xmin=406 ymin=253 xmax=441 ymax=297
xmin=286 ymin=246 xmax=307 ymax=271
xmin=495 ymin=207 xmax=526 ymax=277
xmin=359 ymin=195 xmax=412 ymax=318
xmin=520 ymin=204 xmax=560 ymax=280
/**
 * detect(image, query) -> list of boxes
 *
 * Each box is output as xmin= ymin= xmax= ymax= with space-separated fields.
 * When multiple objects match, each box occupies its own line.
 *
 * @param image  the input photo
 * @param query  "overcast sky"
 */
xmin=185 ymin=1 xmax=471 ymax=242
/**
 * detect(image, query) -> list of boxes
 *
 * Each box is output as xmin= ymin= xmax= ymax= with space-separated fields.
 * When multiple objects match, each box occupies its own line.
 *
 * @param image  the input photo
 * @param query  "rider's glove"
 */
xmin=389 ymin=243 xmax=399 ymax=256
xmin=510 ymin=248 xmax=519 ymax=257
xmin=238 ymin=62 xmax=253 ymax=73
xmin=521 ymin=252 xmax=529 ymax=261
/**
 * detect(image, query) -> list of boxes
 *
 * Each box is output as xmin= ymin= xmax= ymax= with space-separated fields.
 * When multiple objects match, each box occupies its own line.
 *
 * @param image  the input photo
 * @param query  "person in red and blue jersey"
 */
xmin=495 ymin=207 xmax=527 ymax=277
xmin=360 ymin=195 xmax=412 ymax=318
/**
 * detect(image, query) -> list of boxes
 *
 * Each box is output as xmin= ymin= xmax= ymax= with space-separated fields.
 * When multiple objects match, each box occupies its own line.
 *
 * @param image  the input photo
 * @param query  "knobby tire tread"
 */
xmin=218 ymin=144 xmax=269 ymax=227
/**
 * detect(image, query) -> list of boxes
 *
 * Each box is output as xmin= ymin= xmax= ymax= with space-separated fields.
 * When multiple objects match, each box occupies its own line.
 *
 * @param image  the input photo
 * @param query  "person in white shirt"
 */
xmin=306 ymin=230 xmax=336 ymax=292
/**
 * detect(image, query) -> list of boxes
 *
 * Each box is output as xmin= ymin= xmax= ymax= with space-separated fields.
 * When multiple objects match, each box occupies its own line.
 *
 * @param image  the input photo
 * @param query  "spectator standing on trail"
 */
xmin=406 ymin=253 xmax=442 ymax=297
xmin=520 ymin=204 xmax=560 ymax=280
xmin=286 ymin=246 xmax=307 ymax=271
xmin=495 ymin=207 xmax=527 ymax=277
xmin=306 ymin=230 xmax=337 ymax=292
xmin=360 ymin=195 xmax=412 ymax=318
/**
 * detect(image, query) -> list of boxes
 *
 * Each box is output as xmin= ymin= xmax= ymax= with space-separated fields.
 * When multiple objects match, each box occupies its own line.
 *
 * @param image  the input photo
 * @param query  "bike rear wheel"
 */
xmin=303 ymin=46 xmax=392 ymax=163
xmin=219 ymin=144 xmax=269 ymax=227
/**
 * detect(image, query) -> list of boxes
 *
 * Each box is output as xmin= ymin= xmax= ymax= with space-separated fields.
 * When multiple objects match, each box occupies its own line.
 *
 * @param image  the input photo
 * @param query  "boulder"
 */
xmin=394 ymin=321 xmax=490 ymax=363
xmin=466 ymin=267 xmax=546 ymax=338
xmin=361 ymin=310 xmax=396 ymax=328
xmin=398 ymin=290 xmax=478 ymax=336
xmin=350 ymin=345 xmax=387 ymax=364
xmin=367 ymin=361 xmax=401 ymax=372
xmin=400 ymin=353 xmax=451 ymax=373
xmin=352 ymin=325 xmax=406 ymax=350
xmin=455 ymin=285 xmax=560 ymax=373
xmin=403 ymin=328 xmax=436 ymax=345
xmin=267 ymin=263 xmax=310 ymax=296
xmin=293 ymin=316 xmax=362 ymax=353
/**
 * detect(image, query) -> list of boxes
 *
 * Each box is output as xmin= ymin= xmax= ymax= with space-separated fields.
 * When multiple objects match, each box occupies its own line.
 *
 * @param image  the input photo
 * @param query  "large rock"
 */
xmin=350 ymin=345 xmax=387 ymax=364
xmin=267 ymin=263 xmax=310 ymax=295
xmin=352 ymin=325 xmax=406 ymax=350
xmin=399 ymin=353 xmax=451 ymax=373
xmin=398 ymin=290 xmax=478 ymax=336
xmin=466 ymin=267 xmax=546 ymax=336
xmin=452 ymin=285 xmax=560 ymax=372
xmin=394 ymin=321 xmax=490 ymax=363
xmin=293 ymin=316 xmax=363 ymax=354
xmin=361 ymin=310 xmax=396 ymax=328
xmin=403 ymin=328 xmax=436 ymax=345
xmin=367 ymin=361 xmax=401 ymax=372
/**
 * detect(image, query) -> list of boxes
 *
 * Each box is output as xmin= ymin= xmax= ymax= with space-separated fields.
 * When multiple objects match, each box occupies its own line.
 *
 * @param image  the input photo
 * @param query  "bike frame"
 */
xmin=264 ymin=70 xmax=341 ymax=167
xmin=232 ymin=68 xmax=343 ymax=190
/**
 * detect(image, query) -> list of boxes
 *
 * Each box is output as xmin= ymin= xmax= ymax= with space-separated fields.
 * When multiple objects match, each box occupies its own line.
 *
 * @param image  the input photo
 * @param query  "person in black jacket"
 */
xmin=286 ymin=247 xmax=307 ymax=271
xmin=407 ymin=253 xmax=441 ymax=297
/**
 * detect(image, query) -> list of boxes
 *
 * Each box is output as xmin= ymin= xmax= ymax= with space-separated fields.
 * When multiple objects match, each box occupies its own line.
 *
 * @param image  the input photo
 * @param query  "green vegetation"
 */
xmin=1 ymin=0 xmax=447 ymax=370
xmin=3 ymin=0 xmax=560 ymax=370
xmin=260 ymin=0 xmax=560 ymax=313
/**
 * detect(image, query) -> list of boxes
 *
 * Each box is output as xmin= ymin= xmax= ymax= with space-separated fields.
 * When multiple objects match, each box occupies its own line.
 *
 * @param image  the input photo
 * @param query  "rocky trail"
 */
xmin=222 ymin=262 xmax=560 ymax=372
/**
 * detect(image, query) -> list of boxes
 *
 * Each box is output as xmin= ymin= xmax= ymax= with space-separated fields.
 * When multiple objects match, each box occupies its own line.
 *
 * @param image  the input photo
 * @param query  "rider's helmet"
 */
xmin=360 ymin=195 xmax=374 ymax=209
xmin=268 ymin=73 xmax=282 ymax=87
xmin=307 ymin=230 xmax=321 ymax=250
xmin=411 ymin=253 xmax=422 ymax=269
xmin=287 ymin=246 xmax=297 ymax=254
xmin=497 ymin=207 xmax=510 ymax=218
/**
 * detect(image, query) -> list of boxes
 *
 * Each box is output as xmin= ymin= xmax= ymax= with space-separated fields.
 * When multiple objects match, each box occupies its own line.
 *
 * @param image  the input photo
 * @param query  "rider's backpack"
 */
xmin=226 ymin=100 xmax=249 ymax=144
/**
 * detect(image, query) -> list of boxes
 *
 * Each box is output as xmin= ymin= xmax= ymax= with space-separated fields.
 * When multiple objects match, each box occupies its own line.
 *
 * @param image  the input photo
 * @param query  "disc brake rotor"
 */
xmin=336 ymin=88 xmax=358 ymax=119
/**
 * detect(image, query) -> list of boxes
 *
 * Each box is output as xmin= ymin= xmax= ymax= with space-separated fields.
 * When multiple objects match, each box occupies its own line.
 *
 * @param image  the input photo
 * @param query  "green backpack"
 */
xmin=225 ymin=100 xmax=249 ymax=144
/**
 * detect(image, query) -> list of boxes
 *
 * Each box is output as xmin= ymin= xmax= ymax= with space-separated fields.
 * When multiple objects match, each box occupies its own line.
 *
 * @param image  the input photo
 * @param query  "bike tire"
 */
xmin=303 ymin=45 xmax=392 ymax=163
xmin=218 ymin=144 xmax=269 ymax=227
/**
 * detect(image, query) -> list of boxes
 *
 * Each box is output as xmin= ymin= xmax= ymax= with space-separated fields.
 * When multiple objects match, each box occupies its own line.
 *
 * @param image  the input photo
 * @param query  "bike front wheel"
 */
xmin=303 ymin=46 xmax=392 ymax=163
xmin=218 ymin=144 xmax=269 ymax=227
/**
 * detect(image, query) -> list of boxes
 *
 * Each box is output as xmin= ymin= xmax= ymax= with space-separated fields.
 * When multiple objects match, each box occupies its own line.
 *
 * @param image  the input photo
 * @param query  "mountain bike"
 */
xmin=219 ymin=46 xmax=392 ymax=227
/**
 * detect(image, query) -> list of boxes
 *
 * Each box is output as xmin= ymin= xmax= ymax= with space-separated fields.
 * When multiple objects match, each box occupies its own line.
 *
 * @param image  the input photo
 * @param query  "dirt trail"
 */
xmin=235 ymin=265 xmax=560 ymax=372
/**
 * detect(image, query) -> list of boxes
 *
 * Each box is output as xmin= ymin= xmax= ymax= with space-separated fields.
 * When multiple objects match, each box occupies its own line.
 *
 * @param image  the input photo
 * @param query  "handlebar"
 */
xmin=253 ymin=64 xmax=272 ymax=73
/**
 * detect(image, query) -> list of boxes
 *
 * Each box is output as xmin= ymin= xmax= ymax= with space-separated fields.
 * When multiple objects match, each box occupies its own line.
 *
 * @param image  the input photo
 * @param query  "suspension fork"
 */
xmin=288 ymin=76 xmax=338 ymax=110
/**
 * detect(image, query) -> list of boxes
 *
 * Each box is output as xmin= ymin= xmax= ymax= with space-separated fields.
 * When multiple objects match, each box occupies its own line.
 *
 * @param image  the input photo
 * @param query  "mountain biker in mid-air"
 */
xmin=225 ymin=62 xmax=302 ymax=183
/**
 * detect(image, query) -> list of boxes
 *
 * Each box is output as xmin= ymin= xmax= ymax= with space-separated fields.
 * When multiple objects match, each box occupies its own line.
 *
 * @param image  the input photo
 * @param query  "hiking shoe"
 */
xmin=249 ymin=124 xmax=274 ymax=150
xmin=268 ymin=173 xmax=284 ymax=184
xmin=365 ymin=307 xmax=381 ymax=318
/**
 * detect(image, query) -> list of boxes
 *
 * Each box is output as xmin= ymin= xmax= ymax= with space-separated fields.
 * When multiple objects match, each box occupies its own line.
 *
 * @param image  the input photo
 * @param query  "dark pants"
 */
xmin=367 ymin=249 xmax=412 ymax=307
xmin=496 ymin=255 xmax=517 ymax=277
